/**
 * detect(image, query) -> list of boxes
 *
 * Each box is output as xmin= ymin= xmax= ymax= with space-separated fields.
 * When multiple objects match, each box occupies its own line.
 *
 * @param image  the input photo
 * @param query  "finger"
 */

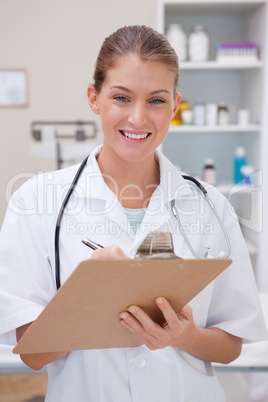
xmin=120 ymin=319 xmax=159 ymax=350
xmin=178 ymin=304 xmax=193 ymax=320
xmin=91 ymin=246 xmax=129 ymax=260
xmin=119 ymin=311 xmax=144 ymax=333
xmin=119 ymin=312 xmax=162 ymax=350
xmin=155 ymin=297 xmax=180 ymax=330
xmin=126 ymin=305 xmax=164 ymax=340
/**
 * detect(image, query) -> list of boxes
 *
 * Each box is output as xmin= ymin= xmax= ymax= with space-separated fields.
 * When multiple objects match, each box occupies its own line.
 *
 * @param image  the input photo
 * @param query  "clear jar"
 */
xmin=166 ymin=24 xmax=187 ymax=62
xmin=188 ymin=25 xmax=209 ymax=62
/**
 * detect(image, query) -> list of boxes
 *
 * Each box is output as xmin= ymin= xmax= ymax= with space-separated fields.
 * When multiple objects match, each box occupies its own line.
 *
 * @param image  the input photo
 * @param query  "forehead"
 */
xmin=103 ymin=54 xmax=176 ymax=91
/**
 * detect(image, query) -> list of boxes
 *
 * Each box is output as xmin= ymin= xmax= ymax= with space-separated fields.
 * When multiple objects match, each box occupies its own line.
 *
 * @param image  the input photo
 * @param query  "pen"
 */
xmin=82 ymin=238 xmax=104 ymax=251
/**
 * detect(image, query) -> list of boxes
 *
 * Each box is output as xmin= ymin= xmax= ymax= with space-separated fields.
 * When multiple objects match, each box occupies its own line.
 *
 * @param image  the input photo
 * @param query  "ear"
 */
xmin=87 ymin=84 xmax=100 ymax=115
xmin=172 ymin=92 xmax=181 ymax=119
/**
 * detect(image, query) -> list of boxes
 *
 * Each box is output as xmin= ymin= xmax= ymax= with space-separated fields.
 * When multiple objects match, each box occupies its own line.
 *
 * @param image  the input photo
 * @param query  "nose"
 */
xmin=127 ymin=104 xmax=148 ymax=127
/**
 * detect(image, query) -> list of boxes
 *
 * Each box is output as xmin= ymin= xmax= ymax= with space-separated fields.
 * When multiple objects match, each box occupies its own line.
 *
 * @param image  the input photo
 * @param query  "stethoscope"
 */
xmin=54 ymin=155 xmax=231 ymax=289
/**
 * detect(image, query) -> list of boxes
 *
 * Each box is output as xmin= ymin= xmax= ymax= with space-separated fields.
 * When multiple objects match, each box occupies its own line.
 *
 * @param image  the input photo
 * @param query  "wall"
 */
xmin=0 ymin=0 xmax=158 ymax=225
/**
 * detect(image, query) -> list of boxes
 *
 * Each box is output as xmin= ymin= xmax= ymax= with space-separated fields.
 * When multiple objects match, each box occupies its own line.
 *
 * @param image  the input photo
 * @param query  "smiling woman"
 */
xmin=87 ymin=54 xmax=180 ymax=190
xmin=87 ymin=26 xmax=180 ymax=181
xmin=0 ymin=25 xmax=267 ymax=402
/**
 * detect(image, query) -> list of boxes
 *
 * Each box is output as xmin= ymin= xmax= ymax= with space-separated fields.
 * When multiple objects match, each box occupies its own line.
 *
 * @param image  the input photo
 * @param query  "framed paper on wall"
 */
xmin=0 ymin=69 xmax=29 ymax=107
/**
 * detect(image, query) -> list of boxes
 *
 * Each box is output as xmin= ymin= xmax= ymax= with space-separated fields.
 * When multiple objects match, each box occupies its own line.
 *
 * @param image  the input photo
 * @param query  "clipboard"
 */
xmin=13 ymin=257 xmax=232 ymax=354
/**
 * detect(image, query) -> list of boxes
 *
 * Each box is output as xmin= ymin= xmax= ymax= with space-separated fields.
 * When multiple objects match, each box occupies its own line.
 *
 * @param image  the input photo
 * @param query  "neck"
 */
xmin=97 ymin=145 xmax=160 ymax=208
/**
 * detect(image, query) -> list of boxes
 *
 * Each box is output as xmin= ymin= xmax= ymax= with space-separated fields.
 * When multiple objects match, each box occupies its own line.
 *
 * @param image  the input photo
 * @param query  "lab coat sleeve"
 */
xmin=0 ymin=177 xmax=56 ymax=346
xmin=205 ymin=187 xmax=268 ymax=343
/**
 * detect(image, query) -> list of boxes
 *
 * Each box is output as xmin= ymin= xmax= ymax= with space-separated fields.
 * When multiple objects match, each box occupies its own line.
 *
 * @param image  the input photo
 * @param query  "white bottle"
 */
xmin=206 ymin=104 xmax=218 ymax=126
xmin=166 ymin=24 xmax=187 ymax=62
xmin=189 ymin=25 xmax=209 ymax=62
xmin=193 ymin=99 xmax=206 ymax=125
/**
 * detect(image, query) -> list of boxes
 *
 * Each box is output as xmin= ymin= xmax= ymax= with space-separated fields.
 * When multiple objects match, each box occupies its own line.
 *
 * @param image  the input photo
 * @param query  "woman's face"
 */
xmin=88 ymin=54 xmax=180 ymax=164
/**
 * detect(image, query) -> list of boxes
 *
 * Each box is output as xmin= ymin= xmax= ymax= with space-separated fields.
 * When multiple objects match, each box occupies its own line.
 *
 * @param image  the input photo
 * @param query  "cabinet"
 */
xmin=157 ymin=0 xmax=268 ymax=290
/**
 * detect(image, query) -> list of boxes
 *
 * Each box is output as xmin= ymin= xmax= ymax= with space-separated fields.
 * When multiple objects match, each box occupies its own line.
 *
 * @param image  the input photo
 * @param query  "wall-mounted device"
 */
xmin=31 ymin=120 xmax=97 ymax=169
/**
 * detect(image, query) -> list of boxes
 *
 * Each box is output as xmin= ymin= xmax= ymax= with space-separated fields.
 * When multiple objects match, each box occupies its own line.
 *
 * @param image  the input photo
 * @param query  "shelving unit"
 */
xmin=157 ymin=0 xmax=268 ymax=289
xmin=179 ymin=60 xmax=264 ymax=70
xmin=168 ymin=124 xmax=261 ymax=133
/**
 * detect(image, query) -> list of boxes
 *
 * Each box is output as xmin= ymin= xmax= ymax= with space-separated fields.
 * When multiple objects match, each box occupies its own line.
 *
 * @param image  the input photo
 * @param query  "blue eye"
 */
xmin=150 ymin=98 xmax=165 ymax=104
xmin=114 ymin=96 xmax=129 ymax=102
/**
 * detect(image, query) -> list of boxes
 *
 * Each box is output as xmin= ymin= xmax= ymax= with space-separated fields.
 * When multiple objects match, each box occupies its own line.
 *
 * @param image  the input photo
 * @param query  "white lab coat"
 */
xmin=0 ymin=145 xmax=267 ymax=402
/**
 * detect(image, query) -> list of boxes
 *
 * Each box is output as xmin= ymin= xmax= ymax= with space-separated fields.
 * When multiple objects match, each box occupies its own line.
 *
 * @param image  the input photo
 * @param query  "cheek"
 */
xmin=153 ymin=109 xmax=174 ymax=126
xmin=101 ymin=105 xmax=125 ymax=125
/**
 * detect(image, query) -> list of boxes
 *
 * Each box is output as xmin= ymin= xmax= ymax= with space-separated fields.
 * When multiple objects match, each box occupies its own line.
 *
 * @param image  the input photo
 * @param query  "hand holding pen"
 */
xmin=82 ymin=238 xmax=129 ymax=260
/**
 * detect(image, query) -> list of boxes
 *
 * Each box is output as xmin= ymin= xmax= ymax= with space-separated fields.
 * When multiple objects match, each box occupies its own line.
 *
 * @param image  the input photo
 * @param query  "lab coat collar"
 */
xmin=153 ymin=149 xmax=193 ymax=203
xmin=76 ymin=145 xmax=133 ymax=239
xmin=78 ymin=145 xmax=193 ymax=202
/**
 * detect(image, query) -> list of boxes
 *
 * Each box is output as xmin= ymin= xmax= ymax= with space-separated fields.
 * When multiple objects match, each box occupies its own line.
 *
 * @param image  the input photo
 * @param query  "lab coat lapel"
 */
xmin=105 ymin=191 xmax=135 ymax=241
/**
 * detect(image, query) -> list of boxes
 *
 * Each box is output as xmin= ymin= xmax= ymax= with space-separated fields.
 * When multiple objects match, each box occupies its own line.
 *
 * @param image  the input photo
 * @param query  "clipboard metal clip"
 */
xmin=135 ymin=232 xmax=181 ymax=260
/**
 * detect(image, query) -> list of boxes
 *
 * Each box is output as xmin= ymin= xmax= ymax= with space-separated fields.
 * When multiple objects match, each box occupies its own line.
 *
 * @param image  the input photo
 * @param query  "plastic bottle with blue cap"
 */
xmin=234 ymin=146 xmax=247 ymax=184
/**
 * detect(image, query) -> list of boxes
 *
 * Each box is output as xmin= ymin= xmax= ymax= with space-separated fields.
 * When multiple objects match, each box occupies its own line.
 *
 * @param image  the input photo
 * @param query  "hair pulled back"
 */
xmin=93 ymin=25 xmax=179 ymax=94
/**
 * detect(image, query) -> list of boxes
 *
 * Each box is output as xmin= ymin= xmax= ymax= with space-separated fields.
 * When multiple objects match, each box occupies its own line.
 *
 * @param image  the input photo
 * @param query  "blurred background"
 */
xmin=0 ymin=0 xmax=158 ymax=224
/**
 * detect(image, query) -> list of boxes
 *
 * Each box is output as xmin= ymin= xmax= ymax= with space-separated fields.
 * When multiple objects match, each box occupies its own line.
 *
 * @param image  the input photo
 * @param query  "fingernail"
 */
xmin=128 ymin=306 xmax=136 ymax=314
xmin=120 ymin=312 xmax=128 ymax=320
xmin=156 ymin=297 xmax=164 ymax=305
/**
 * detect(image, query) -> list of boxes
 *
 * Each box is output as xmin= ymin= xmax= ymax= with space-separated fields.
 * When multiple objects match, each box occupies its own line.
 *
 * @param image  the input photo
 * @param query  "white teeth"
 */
xmin=122 ymin=131 xmax=149 ymax=139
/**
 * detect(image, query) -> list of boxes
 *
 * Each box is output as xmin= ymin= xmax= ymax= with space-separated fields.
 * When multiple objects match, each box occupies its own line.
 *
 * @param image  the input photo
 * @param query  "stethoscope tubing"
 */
xmin=171 ymin=192 xmax=231 ymax=260
xmin=54 ymin=156 xmax=88 ymax=290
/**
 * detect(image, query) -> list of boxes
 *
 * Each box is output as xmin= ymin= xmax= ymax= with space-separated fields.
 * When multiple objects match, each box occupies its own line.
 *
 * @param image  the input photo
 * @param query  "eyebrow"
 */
xmin=110 ymin=86 xmax=170 ymax=95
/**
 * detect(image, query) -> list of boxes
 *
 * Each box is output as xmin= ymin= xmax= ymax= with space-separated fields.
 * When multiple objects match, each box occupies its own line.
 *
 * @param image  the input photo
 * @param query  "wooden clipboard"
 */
xmin=13 ymin=258 xmax=232 ymax=354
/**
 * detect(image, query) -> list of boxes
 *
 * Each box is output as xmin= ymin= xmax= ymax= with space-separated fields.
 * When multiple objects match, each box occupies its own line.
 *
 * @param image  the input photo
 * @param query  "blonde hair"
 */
xmin=93 ymin=25 xmax=179 ymax=94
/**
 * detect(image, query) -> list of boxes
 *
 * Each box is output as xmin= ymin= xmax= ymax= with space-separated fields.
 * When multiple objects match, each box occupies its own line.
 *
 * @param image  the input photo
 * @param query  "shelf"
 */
xmin=180 ymin=61 xmax=263 ymax=70
xmin=161 ymin=0 xmax=267 ymax=14
xmin=168 ymin=125 xmax=261 ymax=133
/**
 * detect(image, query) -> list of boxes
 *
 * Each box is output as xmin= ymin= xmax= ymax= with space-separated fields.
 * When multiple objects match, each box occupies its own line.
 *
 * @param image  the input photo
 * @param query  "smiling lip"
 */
xmin=119 ymin=130 xmax=151 ymax=140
